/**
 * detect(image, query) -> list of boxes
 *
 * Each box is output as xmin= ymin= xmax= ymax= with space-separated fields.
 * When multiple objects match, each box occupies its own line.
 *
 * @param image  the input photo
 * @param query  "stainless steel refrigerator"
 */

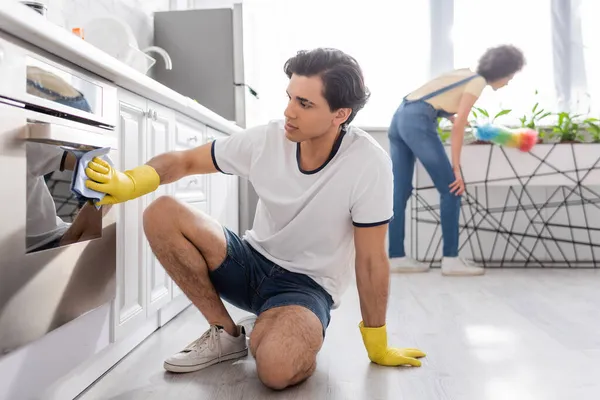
xmin=153 ymin=4 xmax=259 ymax=234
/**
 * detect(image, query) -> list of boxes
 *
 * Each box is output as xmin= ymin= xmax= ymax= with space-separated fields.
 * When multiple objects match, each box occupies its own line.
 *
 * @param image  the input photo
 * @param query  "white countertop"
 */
xmin=0 ymin=1 xmax=243 ymax=136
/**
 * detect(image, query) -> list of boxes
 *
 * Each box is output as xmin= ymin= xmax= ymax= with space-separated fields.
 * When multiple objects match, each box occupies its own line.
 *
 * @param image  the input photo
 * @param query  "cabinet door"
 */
xmin=113 ymin=91 xmax=147 ymax=341
xmin=208 ymin=128 xmax=240 ymax=235
xmin=173 ymin=115 xmax=208 ymax=202
xmin=144 ymin=101 xmax=175 ymax=315
xmin=170 ymin=114 xmax=207 ymax=299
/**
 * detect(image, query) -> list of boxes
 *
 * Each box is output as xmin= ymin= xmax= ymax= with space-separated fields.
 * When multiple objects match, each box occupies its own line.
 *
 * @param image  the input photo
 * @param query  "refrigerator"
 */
xmin=153 ymin=4 xmax=259 ymax=234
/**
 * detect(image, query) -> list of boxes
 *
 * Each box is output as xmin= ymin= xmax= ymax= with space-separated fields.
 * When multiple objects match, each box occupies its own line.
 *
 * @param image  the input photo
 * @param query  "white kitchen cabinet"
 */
xmin=144 ymin=101 xmax=176 ymax=315
xmin=113 ymin=91 xmax=148 ymax=342
xmin=114 ymin=91 xmax=180 ymax=340
xmin=113 ymin=90 xmax=239 ymax=341
xmin=208 ymin=127 xmax=240 ymax=235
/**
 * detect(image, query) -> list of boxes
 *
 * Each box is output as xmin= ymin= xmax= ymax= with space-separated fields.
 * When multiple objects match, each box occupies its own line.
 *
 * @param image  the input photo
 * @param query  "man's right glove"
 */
xmin=85 ymin=157 xmax=160 ymax=205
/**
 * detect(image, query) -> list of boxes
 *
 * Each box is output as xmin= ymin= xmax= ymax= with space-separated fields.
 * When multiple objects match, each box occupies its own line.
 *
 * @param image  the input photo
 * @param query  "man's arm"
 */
xmin=146 ymin=141 xmax=217 ymax=185
xmin=85 ymin=141 xmax=218 ymax=205
xmin=354 ymin=223 xmax=426 ymax=368
xmin=85 ymin=123 xmax=265 ymax=206
xmin=354 ymin=224 xmax=389 ymax=328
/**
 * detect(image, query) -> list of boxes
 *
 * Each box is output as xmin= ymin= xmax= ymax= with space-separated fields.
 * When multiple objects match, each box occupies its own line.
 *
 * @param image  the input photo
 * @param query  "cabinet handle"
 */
xmin=153 ymin=110 xmax=158 ymax=121
xmin=146 ymin=108 xmax=152 ymax=119
xmin=188 ymin=136 xmax=198 ymax=143
xmin=188 ymin=178 xmax=198 ymax=186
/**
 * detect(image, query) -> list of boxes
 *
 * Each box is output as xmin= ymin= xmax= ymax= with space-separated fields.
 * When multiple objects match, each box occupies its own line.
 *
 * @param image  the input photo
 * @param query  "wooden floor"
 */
xmin=78 ymin=269 xmax=600 ymax=400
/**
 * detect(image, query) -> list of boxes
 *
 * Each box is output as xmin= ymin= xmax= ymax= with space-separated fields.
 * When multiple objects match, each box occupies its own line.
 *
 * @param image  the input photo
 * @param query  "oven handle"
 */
xmin=24 ymin=121 xmax=117 ymax=150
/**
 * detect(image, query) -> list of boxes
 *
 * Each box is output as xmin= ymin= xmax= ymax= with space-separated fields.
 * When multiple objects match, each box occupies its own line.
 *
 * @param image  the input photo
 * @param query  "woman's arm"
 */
xmin=450 ymin=93 xmax=479 ymax=170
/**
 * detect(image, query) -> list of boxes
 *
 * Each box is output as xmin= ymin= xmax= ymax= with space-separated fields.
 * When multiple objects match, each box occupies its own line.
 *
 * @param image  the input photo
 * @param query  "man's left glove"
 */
xmin=359 ymin=321 xmax=426 ymax=367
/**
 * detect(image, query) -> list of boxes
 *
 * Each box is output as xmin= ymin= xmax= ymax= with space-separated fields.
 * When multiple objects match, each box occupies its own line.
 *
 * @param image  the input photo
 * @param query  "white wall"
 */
xmin=190 ymin=0 xmax=242 ymax=9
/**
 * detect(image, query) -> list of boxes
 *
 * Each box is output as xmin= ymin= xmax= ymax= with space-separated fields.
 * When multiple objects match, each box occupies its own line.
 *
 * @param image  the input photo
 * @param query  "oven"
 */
xmin=0 ymin=31 xmax=119 ymax=356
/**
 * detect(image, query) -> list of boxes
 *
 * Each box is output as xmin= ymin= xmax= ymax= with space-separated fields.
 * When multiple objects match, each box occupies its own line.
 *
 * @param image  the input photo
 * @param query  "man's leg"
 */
xmin=249 ymin=305 xmax=323 ymax=390
xmin=143 ymin=195 xmax=237 ymax=335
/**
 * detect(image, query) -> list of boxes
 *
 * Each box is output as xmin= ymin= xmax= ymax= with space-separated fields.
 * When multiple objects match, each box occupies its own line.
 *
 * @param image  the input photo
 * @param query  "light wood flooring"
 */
xmin=78 ymin=268 xmax=600 ymax=400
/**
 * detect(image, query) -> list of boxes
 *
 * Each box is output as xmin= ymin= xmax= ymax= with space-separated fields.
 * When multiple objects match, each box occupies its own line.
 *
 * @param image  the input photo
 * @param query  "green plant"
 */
xmin=437 ymin=117 xmax=451 ymax=143
xmin=584 ymin=118 xmax=600 ymax=143
xmin=552 ymin=112 xmax=585 ymax=142
xmin=470 ymin=107 xmax=512 ymax=125
xmin=519 ymin=103 xmax=552 ymax=130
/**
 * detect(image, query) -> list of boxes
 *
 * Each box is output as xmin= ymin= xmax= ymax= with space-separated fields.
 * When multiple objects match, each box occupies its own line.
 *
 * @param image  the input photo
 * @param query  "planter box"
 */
xmin=411 ymin=143 xmax=600 ymax=267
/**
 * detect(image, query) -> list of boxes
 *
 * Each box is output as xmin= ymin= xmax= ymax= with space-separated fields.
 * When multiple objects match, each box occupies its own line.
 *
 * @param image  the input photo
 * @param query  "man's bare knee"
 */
xmin=250 ymin=306 xmax=322 ymax=390
xmin=255 ymin=341 xmax=316 ymax=390
xmin=142 ymin=195 xmax=227 ymax=271
xmin=144 ymin=196 xmax=177 ymax=230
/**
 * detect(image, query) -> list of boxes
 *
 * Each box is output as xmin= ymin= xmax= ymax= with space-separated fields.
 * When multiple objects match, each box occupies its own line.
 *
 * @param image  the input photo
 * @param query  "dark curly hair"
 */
xmin=476 ymin=44 xmax=526 ymax=82
xmin=284 ymin=48 xmax=370 ymax=127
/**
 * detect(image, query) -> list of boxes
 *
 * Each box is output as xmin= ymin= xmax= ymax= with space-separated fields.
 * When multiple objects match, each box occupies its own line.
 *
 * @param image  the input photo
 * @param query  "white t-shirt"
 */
xmin=212 ymin=120 xmax=393 ymax=307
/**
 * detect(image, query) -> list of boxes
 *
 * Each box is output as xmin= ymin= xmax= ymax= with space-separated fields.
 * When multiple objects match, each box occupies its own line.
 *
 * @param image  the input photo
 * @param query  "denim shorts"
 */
xmin=208 ymin=227 xmax=334 ymax=335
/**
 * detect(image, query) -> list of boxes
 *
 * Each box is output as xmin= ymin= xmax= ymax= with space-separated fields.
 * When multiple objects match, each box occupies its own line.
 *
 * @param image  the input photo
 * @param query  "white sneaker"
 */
xmin=441 ymin=257 xmax=485 ymax=276
xmin=164 ymin=324 xmax=248 ymax=373
xmin=389 ymin=256 xmax=430 ymax=273
xmin=236 ymin=315 xmax=257 ymax=338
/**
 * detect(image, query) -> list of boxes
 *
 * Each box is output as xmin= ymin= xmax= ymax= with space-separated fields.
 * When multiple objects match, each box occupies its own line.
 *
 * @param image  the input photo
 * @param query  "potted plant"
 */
xmin=584 ymin=117 xmax=600 ymax=143
xmin=552 ymin=111 xmax=585 ymax=143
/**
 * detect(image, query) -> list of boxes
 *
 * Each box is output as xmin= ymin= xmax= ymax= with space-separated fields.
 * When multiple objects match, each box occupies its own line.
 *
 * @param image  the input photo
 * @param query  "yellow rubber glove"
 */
xmin=85 ymin=157 xmax=160 ymax=205
xmin=359 ymin=321 xmax=426 ymax=367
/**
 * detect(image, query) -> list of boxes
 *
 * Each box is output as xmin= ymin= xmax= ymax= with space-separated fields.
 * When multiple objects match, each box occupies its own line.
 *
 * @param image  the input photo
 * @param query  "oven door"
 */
xmin=0 ymin=100 xmax=119 ymax=356
xmin=0 ymin=31 xmax=117 ymax=128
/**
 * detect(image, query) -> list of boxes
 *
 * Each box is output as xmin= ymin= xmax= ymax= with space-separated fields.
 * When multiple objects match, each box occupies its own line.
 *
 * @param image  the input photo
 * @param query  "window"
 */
xmin=578 ymin=0 xmax=600 ymax=115
xmin=242 ymin=0 xmax=430 ymax=127
xmin=453 ymin=0 xmax=555 ymax=125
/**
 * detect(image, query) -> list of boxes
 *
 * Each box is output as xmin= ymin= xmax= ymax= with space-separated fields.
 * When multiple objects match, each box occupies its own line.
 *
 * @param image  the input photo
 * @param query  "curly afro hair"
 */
xmin=476 ymin=44 xmax=526 ymax=82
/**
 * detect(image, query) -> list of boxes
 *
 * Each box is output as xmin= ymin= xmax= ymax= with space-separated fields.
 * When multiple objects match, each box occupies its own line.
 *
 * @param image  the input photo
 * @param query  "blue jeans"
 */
xmin=208 ymin=227 xmax=334 ymax=336
xmin=387 ymin=99 xmax=461 ymax=258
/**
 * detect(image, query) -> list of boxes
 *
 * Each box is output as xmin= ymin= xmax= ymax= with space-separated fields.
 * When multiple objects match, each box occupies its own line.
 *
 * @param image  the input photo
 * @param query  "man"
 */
xmin=84 ymin=48 xmax=426 ymax=390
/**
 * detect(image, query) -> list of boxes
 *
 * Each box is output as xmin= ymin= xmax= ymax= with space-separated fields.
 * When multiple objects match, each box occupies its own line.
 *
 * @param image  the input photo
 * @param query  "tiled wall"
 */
xmin=44 ymin=0 xmax=170 ymax=50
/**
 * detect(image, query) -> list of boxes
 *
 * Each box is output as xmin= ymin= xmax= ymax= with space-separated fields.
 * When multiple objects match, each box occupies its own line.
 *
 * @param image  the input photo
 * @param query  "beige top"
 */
xmin=406 ymin=68 xmax=487 ymax=114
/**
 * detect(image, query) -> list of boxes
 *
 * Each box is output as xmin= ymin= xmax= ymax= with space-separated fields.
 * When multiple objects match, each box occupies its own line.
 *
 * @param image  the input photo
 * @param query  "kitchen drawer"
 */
xmin=175 ymin=114 xmax=206 ymax=149
xmin=174 ymin=174 xmax=207 ymax=202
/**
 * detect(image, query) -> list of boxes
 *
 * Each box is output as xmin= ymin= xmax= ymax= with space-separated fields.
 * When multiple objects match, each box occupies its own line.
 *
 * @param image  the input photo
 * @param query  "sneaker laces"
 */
xmin=182 ymin=325 xmax=222 ymax=360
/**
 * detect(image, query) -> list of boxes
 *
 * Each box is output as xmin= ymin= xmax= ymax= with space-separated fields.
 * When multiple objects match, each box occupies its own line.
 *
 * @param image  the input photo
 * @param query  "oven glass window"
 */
xmin=26 ymin=142 xmax=103 ymax=253
xmin=25 ymin=56 xmax=103 ymax=117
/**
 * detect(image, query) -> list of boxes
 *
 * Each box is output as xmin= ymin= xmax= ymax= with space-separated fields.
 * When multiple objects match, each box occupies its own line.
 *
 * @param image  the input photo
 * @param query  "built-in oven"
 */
xmin=0 ymin=31 xmax=119 ymax=356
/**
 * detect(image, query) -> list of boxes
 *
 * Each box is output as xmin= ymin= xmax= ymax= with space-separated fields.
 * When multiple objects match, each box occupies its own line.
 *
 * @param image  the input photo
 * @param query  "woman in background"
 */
xmin=387 ymin=44 xmax=525 ymax=276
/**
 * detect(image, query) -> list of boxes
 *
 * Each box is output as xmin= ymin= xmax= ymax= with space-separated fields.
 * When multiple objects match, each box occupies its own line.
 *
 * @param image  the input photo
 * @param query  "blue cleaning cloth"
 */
xmin=64 ymin=146 xmax=114 ymax=208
